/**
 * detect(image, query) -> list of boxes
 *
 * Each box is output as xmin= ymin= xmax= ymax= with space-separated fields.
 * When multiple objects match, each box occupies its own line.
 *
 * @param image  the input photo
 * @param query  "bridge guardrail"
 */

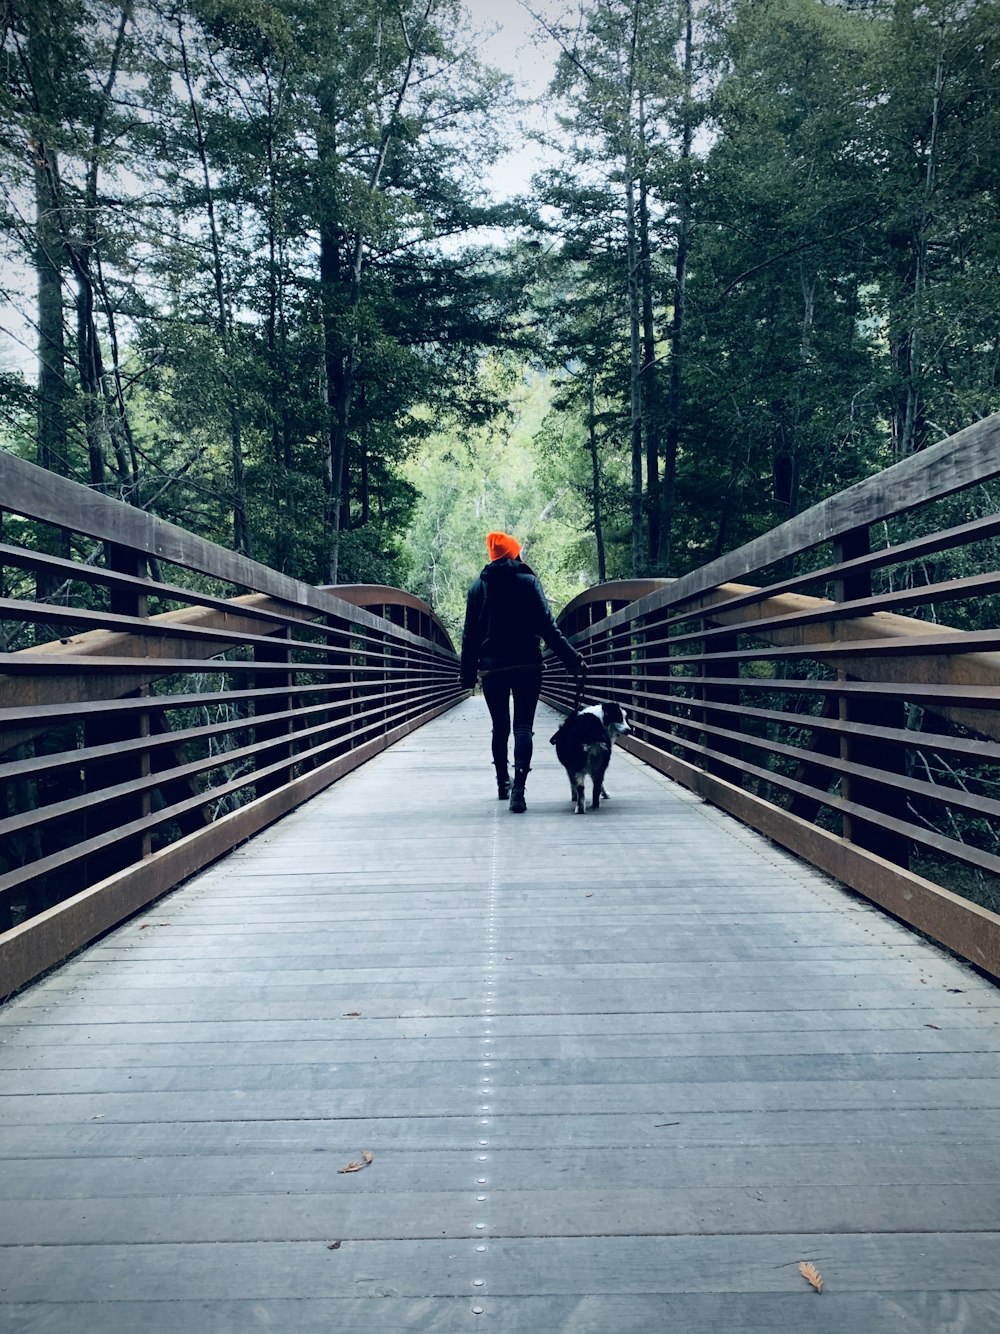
xmin=0 ymin=453 xmax=463 ymax=996
xmin=545 ymin=413 xmax=1000 ymax=980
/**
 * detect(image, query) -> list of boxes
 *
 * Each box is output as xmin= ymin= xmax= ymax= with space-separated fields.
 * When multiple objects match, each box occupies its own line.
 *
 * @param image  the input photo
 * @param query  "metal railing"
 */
xmin=545 ymin=413 xmax=1000 ymax=980
xmin=0 ymin=453 xmax=463 ymax=996
xmin=6 ymin=413 xmax=1000 ymax=995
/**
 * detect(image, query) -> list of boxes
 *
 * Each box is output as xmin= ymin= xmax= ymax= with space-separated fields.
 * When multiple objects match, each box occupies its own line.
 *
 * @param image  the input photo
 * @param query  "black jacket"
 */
xmin=460 ymin=557 xmax=583 ymax=687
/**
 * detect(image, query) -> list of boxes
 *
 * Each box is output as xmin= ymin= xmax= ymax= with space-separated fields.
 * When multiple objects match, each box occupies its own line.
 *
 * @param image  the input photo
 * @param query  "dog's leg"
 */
xmin=573 ymin=773 xmax=586 ymax=814
xmin=592 ymin=758 xmax=610 ymax=811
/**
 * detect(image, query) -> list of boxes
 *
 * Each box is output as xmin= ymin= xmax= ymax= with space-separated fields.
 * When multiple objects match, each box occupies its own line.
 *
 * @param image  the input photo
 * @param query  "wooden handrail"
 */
xmin=0 ymin=454 xmax=463 ymax=997
xmin=545 ymin=413 xmax=1000 ymax=980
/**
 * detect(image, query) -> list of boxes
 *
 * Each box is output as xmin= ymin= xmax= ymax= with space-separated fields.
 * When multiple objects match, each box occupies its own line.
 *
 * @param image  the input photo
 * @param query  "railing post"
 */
xmin=83 ymin=544 xmax=150 ymax=881
xmin=640 ymin=605 xmax=670 ymax=748
xmin=701 ymin=624 xmax=742 ymax=785
xmin=253 ymin=628 xmax=295 ymax=798
xmin=323 ymin=613 xmax=354 ymax=764
xmin=833 ymin=525 xmax=909 ymax=865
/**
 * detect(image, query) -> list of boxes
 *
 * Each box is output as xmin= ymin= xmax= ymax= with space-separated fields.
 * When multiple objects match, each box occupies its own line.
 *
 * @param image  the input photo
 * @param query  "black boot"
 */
xmin=509 ymin=767 xmax=529 ymax=814
xmin=495 ymin=764 xmax=510 ymax=800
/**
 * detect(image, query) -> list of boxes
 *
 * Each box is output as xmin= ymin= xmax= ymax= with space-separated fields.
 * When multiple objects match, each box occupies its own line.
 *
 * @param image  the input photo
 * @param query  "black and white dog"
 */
xmin=550 ymin=703 xmax=630 ymax=814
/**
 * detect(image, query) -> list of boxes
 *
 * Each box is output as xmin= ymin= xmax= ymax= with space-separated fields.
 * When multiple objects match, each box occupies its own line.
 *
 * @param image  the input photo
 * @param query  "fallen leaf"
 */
xmin=343 ymin=1011 xmax=362 ymax=1018
xmin=798 ymin=1261 xmax=823 ymax=1294
xmin=925 ymin=1023 xmax=941 ymax=1030
xmin=338 ymin=1160 xmax=364 ymax=1174
xmin=362 ymin=1150 xmax=374 ymax=1165
xmin=655 ymin=1121 xmax=680 ymax=1127
xmin=326 ymin=1240 xmax=342 ymax=1250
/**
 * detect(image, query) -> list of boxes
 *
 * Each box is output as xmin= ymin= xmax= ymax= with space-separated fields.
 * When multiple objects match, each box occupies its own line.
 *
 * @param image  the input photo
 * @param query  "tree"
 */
xmin=871 ymin=0 xmax=1000 ymax=454
xmin=531 ymin=0 xmax=700 ymax=575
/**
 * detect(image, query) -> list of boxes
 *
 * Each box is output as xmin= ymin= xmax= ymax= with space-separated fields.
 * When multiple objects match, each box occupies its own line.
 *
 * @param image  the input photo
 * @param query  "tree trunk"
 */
xmin=318 ymin=0 xmax=432 ymax=584
xmin=23 ymin=6 xmax=75 ymax=605
xmin=320 ymin=216 xmax=352 ymax=586
xmin=360 ymin=438 xmax=370 ymax=526
xmin=34 ymin=146 xmax=67 ymax=480
xmin=897 ymin=17 xmax=945 ymax=458
xmin=177 ymin=15 xmax=250 ymax=555
xmin=624 ymin=2 xmax=643 ymax=576
xmin=76 ymin=268 xmax=107 ymax=490
xmin=626 ymin=177 xmax=643 ymax=577
xmin=660 ymin=0 xmax=694 ymax=575
xmin=588 ymin=379 xmax=607 ymax=583
xmin=29 ymin=3 xmax=69 ymax=482
xmin=638 ymin=100 xmax=659 ymax=568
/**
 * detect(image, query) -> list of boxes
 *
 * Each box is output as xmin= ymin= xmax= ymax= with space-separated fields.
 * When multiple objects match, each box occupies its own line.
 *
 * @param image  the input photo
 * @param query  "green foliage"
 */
xmin=402 ymin=364 xmax=595 ymax=639
xmin=2 ymin=0 xmax=999 ymax=608
xmin=1 ymin=0 xmax=527 ymax=581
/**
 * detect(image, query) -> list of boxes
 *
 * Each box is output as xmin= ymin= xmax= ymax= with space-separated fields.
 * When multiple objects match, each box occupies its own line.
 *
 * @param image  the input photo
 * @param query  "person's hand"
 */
xmin=576 ymin=658 xmax=588 ymax=677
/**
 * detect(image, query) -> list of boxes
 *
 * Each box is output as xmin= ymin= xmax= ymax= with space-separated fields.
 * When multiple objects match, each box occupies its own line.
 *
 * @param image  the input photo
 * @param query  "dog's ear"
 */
xmin=549 ymin=732 xmax=558 ymax=744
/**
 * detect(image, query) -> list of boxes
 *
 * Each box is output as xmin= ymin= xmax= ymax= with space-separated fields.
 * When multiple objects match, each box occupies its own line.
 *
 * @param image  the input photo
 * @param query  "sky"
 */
xmin=462 ymin=0 xmax=564 ymax=199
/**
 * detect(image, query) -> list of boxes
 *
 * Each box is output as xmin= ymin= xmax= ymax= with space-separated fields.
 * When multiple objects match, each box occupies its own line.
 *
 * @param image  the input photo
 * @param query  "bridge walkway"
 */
xmin=2 ymin=698 xmax=999 ymax=1332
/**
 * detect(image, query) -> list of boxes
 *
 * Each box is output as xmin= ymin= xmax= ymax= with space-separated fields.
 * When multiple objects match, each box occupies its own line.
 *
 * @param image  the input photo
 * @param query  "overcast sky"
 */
xmin=463 ymin=0 xmax=564 ymax=198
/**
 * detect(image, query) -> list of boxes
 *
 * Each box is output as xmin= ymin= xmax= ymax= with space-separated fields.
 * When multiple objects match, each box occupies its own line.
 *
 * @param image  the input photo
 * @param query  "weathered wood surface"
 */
xmin=2 ymin=697 xmax=999 ymax=1332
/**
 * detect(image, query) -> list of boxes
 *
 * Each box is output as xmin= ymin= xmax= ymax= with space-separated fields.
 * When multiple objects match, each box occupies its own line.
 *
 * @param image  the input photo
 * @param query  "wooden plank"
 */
xmin=8 ymin=986 xmax=995 ymax=1026
xmin=4 ymin=1076 xmax=1000 ymax=1126
xmin=3 ymin=1105 xmax=1000 ymax=1158
xmin=2 ymin=698 xmax=1000 ymax=1331
xmin=0 ymin=1233 xmax=997 ymax=1300
xmin=622 ymin=734 xmax=1000 ymax=979
xmin=0 ymin=698 xmax=460 ymax=998
xmin=5 ymin=1181 xmax=1000 ymax=1244
xmin=6 ymin=1140 xmax=999 ymax=1199
xmin=0 ymin=453 xmax=425 ymax=638
xmin=5 ymin=1021 xmax=1000 ymax=1071
xmin=6 ymin=1051 xmax=999 ymax=1098
xmin=6 ymin=1001 xmax=996 ymax=1039
xmin=0 ymin=1292 xmax=994 ymax=1334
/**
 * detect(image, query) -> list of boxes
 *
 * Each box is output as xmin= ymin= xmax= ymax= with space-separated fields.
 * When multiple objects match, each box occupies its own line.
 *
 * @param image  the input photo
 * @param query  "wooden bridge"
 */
xmin=3 ymin=416 xmax=1000 ymax=1330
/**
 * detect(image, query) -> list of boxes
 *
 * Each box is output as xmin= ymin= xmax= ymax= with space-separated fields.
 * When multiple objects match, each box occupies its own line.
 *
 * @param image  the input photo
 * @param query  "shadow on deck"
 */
xmin=2 ymin=698 xmax=999 ymax=1332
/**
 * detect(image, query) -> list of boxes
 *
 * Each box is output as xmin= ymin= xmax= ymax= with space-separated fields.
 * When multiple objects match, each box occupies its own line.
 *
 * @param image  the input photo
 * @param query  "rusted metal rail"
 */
xmin=545 ymin=413 xmax=1000 ymax=980
xmin=0 ymin=454 xmax=463 ymax=996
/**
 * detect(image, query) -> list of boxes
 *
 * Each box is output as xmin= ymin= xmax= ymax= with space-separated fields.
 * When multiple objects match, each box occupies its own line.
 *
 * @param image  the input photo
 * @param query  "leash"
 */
xmin=572 ymin=667 xmax=586 ymax=714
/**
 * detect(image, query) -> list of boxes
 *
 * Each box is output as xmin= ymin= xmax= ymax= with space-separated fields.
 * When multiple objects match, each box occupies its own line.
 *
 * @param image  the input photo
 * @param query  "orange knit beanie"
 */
xmin=486 ymin=531 xmax=521 ymax=562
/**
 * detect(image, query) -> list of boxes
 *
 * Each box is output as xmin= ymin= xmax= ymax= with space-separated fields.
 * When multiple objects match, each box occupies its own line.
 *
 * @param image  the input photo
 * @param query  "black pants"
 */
xmin=481 ymin=666 xmax=543 ymax=772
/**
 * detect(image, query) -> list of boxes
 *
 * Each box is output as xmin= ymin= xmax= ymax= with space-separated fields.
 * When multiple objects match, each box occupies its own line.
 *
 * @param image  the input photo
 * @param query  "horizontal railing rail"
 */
xmin=0 ymin=453 xmax=463 ymax=996
xmin=545 ymin=413 xmax=1000 ymax=980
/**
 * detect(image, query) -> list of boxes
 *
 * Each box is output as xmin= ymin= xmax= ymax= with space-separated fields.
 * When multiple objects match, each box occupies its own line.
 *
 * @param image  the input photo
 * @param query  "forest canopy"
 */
xmin=2 ymin=0 xmax=998 ymax=635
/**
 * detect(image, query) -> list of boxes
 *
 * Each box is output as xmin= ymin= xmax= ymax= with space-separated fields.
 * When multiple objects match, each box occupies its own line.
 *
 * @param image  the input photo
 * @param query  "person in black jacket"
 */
xmin=461 ymin=531 xmax=585 ymax=813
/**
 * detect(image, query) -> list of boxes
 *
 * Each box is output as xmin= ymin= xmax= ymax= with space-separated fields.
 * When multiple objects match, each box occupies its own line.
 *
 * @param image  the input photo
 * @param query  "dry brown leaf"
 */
xmin=338 ymin=1160 xmax=364 ymax=1174
xmin=362 ymin=1150 xmax=374 ymax=1165
xmin=798 ymin=1261 xmax=823 ymax=1294
xmin=326 ymin=1240 xmax=342 ymax=1250
xmin=343 ymin=1011 xmax=362 ymax=1018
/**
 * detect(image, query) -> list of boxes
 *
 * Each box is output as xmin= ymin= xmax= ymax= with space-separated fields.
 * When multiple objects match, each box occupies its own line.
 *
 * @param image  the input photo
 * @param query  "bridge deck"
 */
xmin=2 ymin=698 xmax=1000 ymax=1332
